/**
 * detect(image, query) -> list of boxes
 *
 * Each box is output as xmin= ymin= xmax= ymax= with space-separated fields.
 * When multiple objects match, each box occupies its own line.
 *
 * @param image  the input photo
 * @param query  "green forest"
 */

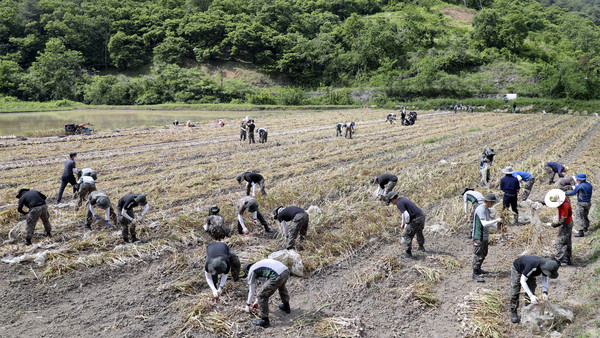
xmin=1 ymin=0 xmax=599 ymax=106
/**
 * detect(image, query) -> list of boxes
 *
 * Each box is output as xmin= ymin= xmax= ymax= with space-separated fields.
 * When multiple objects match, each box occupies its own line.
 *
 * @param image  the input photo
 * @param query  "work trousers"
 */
xmin=25 ymin=205 xmax=51 ymax=241
xmin=257 ymin=270 xmax=290 ymax=318
xmin=510 ymin=267 xmax=537 ymax=312
xmin=403 ymin=215 xmax=425 ymax=253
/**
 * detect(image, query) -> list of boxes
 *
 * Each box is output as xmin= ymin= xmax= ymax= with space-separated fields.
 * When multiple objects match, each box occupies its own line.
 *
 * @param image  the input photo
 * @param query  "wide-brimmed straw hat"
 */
xmin=501 ymin=166 xmax=516 ymax=174
xmin=545 ymin=189 xmax=566 ymax=208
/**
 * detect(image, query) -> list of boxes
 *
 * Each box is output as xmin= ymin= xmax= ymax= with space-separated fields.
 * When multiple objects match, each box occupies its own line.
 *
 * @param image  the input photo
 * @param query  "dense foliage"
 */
xmin=1 ymin=0 xmax=599 ymax=104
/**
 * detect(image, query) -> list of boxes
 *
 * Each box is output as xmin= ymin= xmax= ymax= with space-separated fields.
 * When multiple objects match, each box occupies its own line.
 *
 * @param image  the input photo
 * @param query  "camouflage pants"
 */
xmin=206 ymin=215 xmax=230 ymax=240
xmin=246 ymin=180 xmax=267 ymax=196
xmin=510 ymin=266 xmax=537 ymax=312
xmin=118 ymin=209 xmax=137 ymax=242
xmin=403 ymin=215 xmax=425 ymax=253
xmin=258 ymin=270 xmax=290 ymax=318
xmin=383 ymin=181 xmax=397 ymax=196
xmin=345 ymin=128 xmax=353 ymax=139
xmin=545 ymin=165 xmax=557 ymax=184
xmin=521 ymin=177 xmax=535 ymax=201
xmin=240 ymin=129 xmax=246 ymax=141
xmin=77 ymin=182 xmax=96 ymax=208
xmin=555 ymin=222 xmax=573 ymax=263
xmin=575 ymin=202 xmax=590 ymax=231
xmin=472 ymin=239 xmax=489 ymax=272
xmin=287 ymin=211 xmax=309 ymax=250
xmin=25 ymin=205 xmax=51 ymax=241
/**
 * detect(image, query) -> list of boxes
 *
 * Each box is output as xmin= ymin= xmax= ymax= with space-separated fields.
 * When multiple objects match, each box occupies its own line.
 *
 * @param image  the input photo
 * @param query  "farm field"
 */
xmin=0 ymin=109 xmax=599 ymax=337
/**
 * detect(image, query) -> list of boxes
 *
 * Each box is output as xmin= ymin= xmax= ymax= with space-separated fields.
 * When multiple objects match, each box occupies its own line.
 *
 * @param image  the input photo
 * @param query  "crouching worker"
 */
xmin=205 ymin=242 xmax=240 ymax=299
xmin=204 ymin=205 xmax=230 ymax=240
xmin=243 ymin=259 xmax=291 ymax=328
xmin=370 ymin=174 xmax=398 ymax=199
xmin=258 ymin=128 xmax=268 ymax=143
xmin=117 ymin=194 xmax=150 ymax=243
xmin=16 ymin=188 xmax=51 ymax=246
xmin=237 ymin=196 xmax=273 ymax=235
xmin=273 ymin=206 xmax=309 ymax=250
xmin=509 ymin=256 xmax=559 ymax=323
xmin=236 ymin=172 xmax=267 ymax=196
xmin=86 ymin=190 xmax=117 ymax=229
xmin=76 ymin=175 xmax=96 ymax=208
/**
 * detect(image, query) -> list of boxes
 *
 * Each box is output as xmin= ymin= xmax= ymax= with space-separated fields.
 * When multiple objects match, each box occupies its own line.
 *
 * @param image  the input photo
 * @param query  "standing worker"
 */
xmin=479 ymin=148 xmax=495 ymax=187
xmin=117 ymin=194 xmax=150 ymax=243
xmin=509 ymin=256 xmax=559 ymax=323
xmin=204 ymin=206 xmax=230 ymax=240
xmin=76 ymin=174 xmax=96 ymax=208
xmin=385 ymin=192 xmax=426 ymax=258
xmin=57 ymin=152 xmax=78 ymax=203
xmin=370 ymin=174 xmax=398 ymax=199
xmin=240 ymin=121 xmax=247 ymax=141
xmin=248 ymin=120 xmax=256 ymax=144
xmin=205 ymin=242 xmax=240 ymax=299
xmin=462 ymin=188 xmax=485 ymax=238
xmin=544 ymin=161 xmax=567 ymax=185
xmin=471 ymin=193 xmax=501 ymax=282
xmin=85 ymin=190 xmax=117 ymax=229
xmin=512 ymin=170 xmax=536 ymax=201
xmin=566 ymin=173 xmax=593 ymax=237
xmin=500 ymin=166 xmax=520 ymax=225
xmin=545 ymin=189 xmax=573 ymax=265
xmin=237 ymin=196 xmax=273 ymax=235
xmin=257 ymin=128 xmax=268 ymax=143
xmin=242 ymin=259 xmax=291 ymax=328
xmin=236 ymin=172 xmax=267 ymax=196
xmin=272 ymin=206 xmax=309 ymax=251
xmin=16 ymin=188 xmax=52 ymax=246
xmin=401 ymin=107 xmax=406 ymax=124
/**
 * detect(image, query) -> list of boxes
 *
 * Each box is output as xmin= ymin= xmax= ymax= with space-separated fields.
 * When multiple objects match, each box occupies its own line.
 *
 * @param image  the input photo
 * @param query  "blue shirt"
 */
xmin=565 ymin=181 xmax=592 ymax=203
xmin=512 ymin=171 xmax=532 ymax=182
xmin=546 ymin=162 xmax=565 ymax=178
xmin=500 ymin=175 xmax=520 ymax=195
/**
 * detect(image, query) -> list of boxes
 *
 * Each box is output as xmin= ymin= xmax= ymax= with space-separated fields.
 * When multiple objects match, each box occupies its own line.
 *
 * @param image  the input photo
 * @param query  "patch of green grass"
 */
xmin=423 ymin=135 xmax=452 ymax=144
xmin=467 ymin=127 xmax=481 ymax=132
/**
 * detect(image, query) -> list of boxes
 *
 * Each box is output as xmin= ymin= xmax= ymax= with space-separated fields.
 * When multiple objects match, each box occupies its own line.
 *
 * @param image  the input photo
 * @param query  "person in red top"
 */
xmin=545 ymin=189 xmax=573 ymax=265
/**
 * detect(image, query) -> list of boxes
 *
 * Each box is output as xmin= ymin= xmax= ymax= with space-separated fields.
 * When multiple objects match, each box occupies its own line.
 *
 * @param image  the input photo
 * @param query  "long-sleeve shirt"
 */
xmin=246 ymin=259 xmax=288 ymax=304
xmin=472 ymin=204 xmax=498 ymax=241
xmin=78 ymin=175 xmax=95 ymax=185
xmin=556 ymin=176 xmax=576 ymax=191
xmin=117 ymin=194 xmax=150 ymax=220
xmin=500 ymin=175 xmax=520 ymax=196
xmin=513 ymin=256 xmax=549 ymax=297
xmin=204 ymin=243 xmax=231 ymax=293
xmin=512 ymin=171 xmax=532 ymax=182
xmin=248 ymin=123 xmax=255 ymax=133
xmin=87 ymin=191 xmax=111 ymax=220
xmin=18 ymin=190 xmax=47 ymax=214
xmin=546 ymin=162 xmax=565 ymax=177
xmin=464 ymin=191 xmax=485 ymax=214
xmin=63 ymin=158 xmax=76 ymax=176
xmin=237 ymin=196 xmax=258 ymax=232
xmin=376 ymin=174 xmax=398 ymax=188
xmin=565 ymin=181 xmax=592 ymax=203
xmin=395 ymin=198 xmax=423 ymax=226
xmin=554 ymin=198 xmax=573 ymax=225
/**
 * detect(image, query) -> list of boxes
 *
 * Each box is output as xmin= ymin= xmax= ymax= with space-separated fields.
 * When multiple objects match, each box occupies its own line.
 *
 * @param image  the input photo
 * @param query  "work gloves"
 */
xmin=530 ymin=295 xmax=540 ymax=305
xmin=542 ymin=293 xmax=549 ymax=301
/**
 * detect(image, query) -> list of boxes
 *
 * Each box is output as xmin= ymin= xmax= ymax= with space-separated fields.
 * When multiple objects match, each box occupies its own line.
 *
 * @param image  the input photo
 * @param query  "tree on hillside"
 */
xmin=21 ymin=38 xmax=85 ymax=101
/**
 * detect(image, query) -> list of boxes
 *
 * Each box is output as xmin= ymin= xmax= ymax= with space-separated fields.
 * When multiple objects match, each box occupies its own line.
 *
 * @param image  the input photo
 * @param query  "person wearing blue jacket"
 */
xmin=500 ymin=166 xmax=520 ymax=225
xmin=512 ymin=170 xmax=536 ymax=201
xmin=545 ymin=161 xmax=567 ymax=185
xmin=566 ymin=173 xmax=593 ymax=237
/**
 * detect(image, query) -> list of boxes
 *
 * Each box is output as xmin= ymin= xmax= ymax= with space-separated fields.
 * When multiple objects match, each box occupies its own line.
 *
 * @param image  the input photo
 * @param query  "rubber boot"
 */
xmin=252 ymin=317 xmax=270 ymax=328
xmin=278 ymin=302 xmax=291 ymax=314
xmin=401 ymin=251 xmax=412 ymax=259
xmin=574 ymin=231 xmax=584 ymax=237
xmin=477 ymin=269 xmax=490 ymax=275
xmin=44 ymin=232 xmax=52 ymax=237
xmin=23 ymin=239 xmax=32 ymax=246
xmin=264 ymin=225 xmax=274 ymax=233
xmin=472 ymin=271 xmax=485 ymax=282
xmin=511 ymin=311 xmax=519 ymax=323
xmin=417 ymin=245 xmax=426 ymax=252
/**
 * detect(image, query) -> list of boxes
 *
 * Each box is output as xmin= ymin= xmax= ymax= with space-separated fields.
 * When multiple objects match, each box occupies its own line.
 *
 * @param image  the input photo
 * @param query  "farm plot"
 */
xmin=0 ymin=109 xmax=598 ymax=337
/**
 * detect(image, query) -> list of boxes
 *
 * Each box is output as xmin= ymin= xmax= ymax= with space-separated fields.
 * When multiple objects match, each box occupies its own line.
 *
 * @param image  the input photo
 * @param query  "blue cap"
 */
xmin=575 ymin=173 xmax=587 ymax=181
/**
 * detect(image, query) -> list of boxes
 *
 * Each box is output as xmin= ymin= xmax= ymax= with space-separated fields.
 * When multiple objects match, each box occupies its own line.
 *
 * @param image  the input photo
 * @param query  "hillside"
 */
xmin=1 ymin=0 xmax=600 ymax=105
xmin=1 ymin=109 xmax=599 ymax=336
